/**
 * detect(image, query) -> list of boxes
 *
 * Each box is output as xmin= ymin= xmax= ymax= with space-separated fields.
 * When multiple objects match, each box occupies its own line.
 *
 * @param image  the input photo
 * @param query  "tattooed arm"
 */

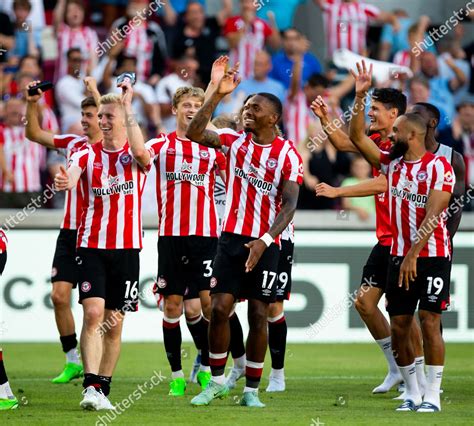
xmin=245 ymin=180 xmax=300 ymax=272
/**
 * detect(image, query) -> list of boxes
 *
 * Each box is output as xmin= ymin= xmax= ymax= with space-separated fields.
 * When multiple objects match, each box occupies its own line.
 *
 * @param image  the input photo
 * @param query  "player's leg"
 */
xmin=50 ymin=230 xmax=82 ymax=383
xmin=416 ymin=257 xmax=450 ymax=412
xmin=184 ymin=297 xmax=203 ymax=383
xmin=356 ymin=243 xmax=401 ymax=393
xmin=411 ymin=318 xmax=426 ymax=396
xmin=386 ymin=256 xmax=422 ymax=411
xmin=0 ymin=348 xmax=18 ymax=410
xmin=266 ymin=301 xmax=286 ymax=392
xmin=194 ymin=289 xmax=212 ymax=388
xmin=226 ymin=306 xmax=246 ymax=389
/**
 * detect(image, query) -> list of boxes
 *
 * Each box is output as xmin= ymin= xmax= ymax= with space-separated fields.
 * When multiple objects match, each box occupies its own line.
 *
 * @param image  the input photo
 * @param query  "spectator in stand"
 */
xmin=0 ymin=97 xmax=46 ymax=208
xmin=172 ymin=1 xmax=232 ymax=86
xmin=155 ymin=56 xmax=198 ymax=131
xmin=223 ymin=0 xmax=281 ymax=80
xmin=408 ymin=76 xmax=451 ymax=132
xmin=103 ymin=54 xmax=163 ymax=135
xmin=55 ymin=48 xmax=86 ymax=132
xmin=270 ymin=28 xmax=322 ymax=90
xmin=339 ymin=154 xmax=375 ymax=220
xmin=0 ymin=10 xmax=15 ymax=63
xmin=53 ymin=0 xmax=98 ymax=82
xmin=233 ymin=50 xmax=286 ymax=103
xmin=418 ymin=51 xmax=467 ymax=126
xmin=256 ymin=0 xmax=320 ymax=32
xmin=98 ymin=0 xmax=128 ymax=30
xmin=438 ymin=100 xmax=474 ymax=210
xmin=0 ymin=0 xmax=45 ymax=31
xmin=315 ymin=0 xmax=399 ymax=58
xmin=10 ymin=0 xmax=40 ymax=62
xmin=378 ymin=9 xmax=411 ymax=61
xmin=109 ymin=0 xmax=168 ymax=86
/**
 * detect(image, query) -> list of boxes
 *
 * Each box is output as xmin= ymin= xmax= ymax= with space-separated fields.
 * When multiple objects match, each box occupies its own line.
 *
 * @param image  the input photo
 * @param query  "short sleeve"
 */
xmin=283 ymin=147 xmax=303 ymax=184
xmin=215 ymin=128 xmax=243 ymax=154
xmin=69 ymin=148 xmax=89 ymax=171
xmin=261 ymin=20 xmax=273 ymax=38
xmin=53 ymin=134 xmax=83 ymax=149
xmin=432 ymin=158 xmax=455 ymax=193
xmin=223 ymin=17 xmax=240 ymax=35
xmin=145 ymin=134 xmax=166 ymax=160
xmin=379 ymin=150 xmax=392 ymax=175
xmin=361 ymin=3 xmax=380 ymax=19
xmin=215 ymin=150 xmax=226 ymax=171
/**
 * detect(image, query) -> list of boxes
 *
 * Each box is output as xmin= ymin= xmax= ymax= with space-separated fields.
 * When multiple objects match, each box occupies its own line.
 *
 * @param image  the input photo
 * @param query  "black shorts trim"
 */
xmin=51 ymin=228 xmax=79 ymax=287
xmin=0 ymin=252 xmax=6 ymax=275
xmin=386 ymin=256 xmax=451 ymax=316
xmin=361 ymin=243 xmax=390 ymax=291
xmin=276 ymin=240 xmax=294 ymax=301
xmin=76 ymin=248 xmax=140 ymax=312
xmin=211 ymin=233 xmax=280 ymax=304
xmin=155 ymin=236 xmax=218 ymax=297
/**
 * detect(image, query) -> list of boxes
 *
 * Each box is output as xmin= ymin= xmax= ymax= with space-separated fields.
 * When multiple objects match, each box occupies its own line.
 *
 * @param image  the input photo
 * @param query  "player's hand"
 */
xmin=118 ymin=80 xmax=134 ymax=108
xmin=210 ymin=55 xmax=229 ymax=86
xmin=315 ymin=182 xmax=339 ymax=198
xmin=398 ymin=252 xmax=417 ymax=291
xmin=25 ymin=80 xmax=43 ymax=103
xmin=244 ymin=239 xmax=267 ymax=273
xmin=83 ymin=76 xmax=98 ymax=94
xmin=310 ymin=96 xmax=329 ymax=120
xmin=350 ymin=60 xmax=373 ymax=96
xmin=217 ymin=63 xmax=241 ymax=96
xmin=54 ymin=165 xmax=69 ymax=191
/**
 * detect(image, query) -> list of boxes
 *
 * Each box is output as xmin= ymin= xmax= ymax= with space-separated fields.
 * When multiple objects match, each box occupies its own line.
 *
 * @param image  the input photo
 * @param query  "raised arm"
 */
xmin=348 ymin=61 xmax=382 ymax=168
xmin=310 ymin=96 xmax=358 ymax=152
xmin=315 ymin=174 xmax=387 ymax=198
xmin=83 ymin=76 xmax=101 ymax=107
xmin=204 ymin=56 xmax=228 ymax=102
xmin=186 ymin=65 xmax=241 ymax=147
xmin=266 ymin=11 xmax=281 ymax=50
xmin=119 ymin=81 xmax=150 ymax=169
xmin=25 ymin=81 xmax=56 ymax=149
xmin=445 ymin=55 xmax=467 ymax=92
xmin=216 ymin=0 xmax=233 ymax=26
xmin=244 ymin=180 xmax=300 ymax=272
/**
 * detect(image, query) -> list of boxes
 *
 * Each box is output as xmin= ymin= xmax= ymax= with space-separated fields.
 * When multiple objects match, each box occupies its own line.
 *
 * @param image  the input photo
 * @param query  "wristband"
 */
xmin=259 ymin=233 xmax=273 ymax=247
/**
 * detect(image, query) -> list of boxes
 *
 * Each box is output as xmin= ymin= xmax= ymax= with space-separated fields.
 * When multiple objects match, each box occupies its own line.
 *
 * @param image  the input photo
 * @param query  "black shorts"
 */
xmin=276 ymin=240 xmax=294 ymax=301
xmin=386 ymin=256 xmax=451 ymax=316
xmin=0 ymin=252 xmax=6 ymax=275
xmin=211 ymin=233 xmax=280 ymax=304
xmin=51 ymin=229 xmax=78 ymax=287
xmin=76 ymin=248 xmax=140 ymax=312
xmin=155 ymin=236 xmax=218 ymax=297
xmin=361 ymin=243 xmax=391 ymax=291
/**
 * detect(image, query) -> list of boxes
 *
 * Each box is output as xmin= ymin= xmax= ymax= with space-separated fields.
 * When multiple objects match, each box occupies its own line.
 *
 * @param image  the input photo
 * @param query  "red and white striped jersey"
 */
xmin=216 ymin=129 xmax=303 ymax=243
xmin=284 ymin=91 xmax=311 ymax=147
xmin=123 ymin=22 xmax=153 ymax=82
xmin=42 ymin=105 xmax=60 ymax=133
xmin=56 ymin=23 xmax=98 ymax=80
xmin=70 ymin=142 xmax=149 ymax=249
xmin=145 ymin=132 xmax=226 ymax=237
xmin=380 ymin=151 xmax=455 ymax=257
xmin=0 ymin=229 xmax=7 ymax=253
xmin=53 ymin=134 xmax=88 ymax=230
xmin=0 ymin=126 xmax=45 ymax=193
xmin=223 ymin=16 xmax=272 ymax=80
xmin=321 ymin=0 xmax=380 ymax=57
xmin=393 ymin=50 xmax=411 ymax=69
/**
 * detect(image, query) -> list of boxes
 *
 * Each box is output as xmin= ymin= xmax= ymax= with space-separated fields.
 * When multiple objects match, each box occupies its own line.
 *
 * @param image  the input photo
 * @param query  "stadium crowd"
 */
xmin=0 ymin=0 xmax=473 ymax=215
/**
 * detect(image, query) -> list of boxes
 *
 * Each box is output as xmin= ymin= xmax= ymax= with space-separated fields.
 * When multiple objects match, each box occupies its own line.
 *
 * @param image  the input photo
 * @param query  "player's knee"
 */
xmin=268 ymin=302 xmax=283 ymax=318
xmin=164 ymin=299 xmax=182 ymax=318
xmin=83 ymin=306 xmax=104 ymax=326
xmin=50 ymin=287 xmax=71 ymax=308
xmin=211 ymin=302 xmax=230 ymax=322
xmin=248 ymin=310 xmax=267 ymax=331
xmin=419 ymin=312 xmax=441 ymax=336
xmin=390 ymin=319 xmax=410 ymax=339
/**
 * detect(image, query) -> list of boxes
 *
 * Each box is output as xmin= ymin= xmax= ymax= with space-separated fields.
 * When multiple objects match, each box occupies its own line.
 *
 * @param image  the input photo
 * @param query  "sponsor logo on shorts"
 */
xmin=428 ymin=295 xmax=438 ymax=303
xmin=120 ymin=153 xmax=132 ymax=165
xmin=262 ymin=288 xmax=271 ymax=296
xmin=51 ymin=267 xmax=57 ymax=278
xmin=210 ymin=277 xmax=217 ymax=288
xmin=157 ymin=277 xmax=167 ymax=289
xmin=81 ymin=281 xmax=91 ymax=292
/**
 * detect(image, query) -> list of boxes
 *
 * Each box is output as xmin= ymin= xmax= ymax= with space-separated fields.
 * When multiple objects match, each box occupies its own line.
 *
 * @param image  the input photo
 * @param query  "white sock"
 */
xmin=423 ymin=365 xmax=443 ymax=408
xmin=0 ymin=381 xmax=15 ymax=399
xmin=199 ymin=365 xmax=210 ymax=372
xmin=66 ymin=348 xmax=80 ymax=365
xmin=270 ymin=368 xmax=284 ymax=379
xmin=376 ymin=336 xmax=399 ymax=374
xmin=212 ymin=374 xmax=226 ymax=385
xmin=233 ymin=354 xmax=246 ymax=370
xmin=243 ymin=386 xmax=257 ymax=393
xmin=414 ymin=356 xmax=426 ymax=395
xmin=171 ymin=370 xmax=184 ymax=379
xmin=398 ymin=363 xmax=422 ymax=405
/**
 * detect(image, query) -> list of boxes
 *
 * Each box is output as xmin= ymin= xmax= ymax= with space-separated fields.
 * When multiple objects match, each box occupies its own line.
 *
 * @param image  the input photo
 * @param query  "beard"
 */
xmin=388 ymin=139 xmax=409 ymax=160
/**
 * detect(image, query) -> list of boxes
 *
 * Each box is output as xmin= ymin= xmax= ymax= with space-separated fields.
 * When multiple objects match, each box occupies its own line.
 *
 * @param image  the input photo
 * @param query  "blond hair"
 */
xmin=99 ymin=93 xmax=121 ymax=106
xmin=172 ymin=86 xmax=205 ymax=108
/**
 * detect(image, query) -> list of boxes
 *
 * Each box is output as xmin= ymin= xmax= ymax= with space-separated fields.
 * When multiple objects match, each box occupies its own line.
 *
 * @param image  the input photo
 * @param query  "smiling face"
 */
xmin=98 ymin=103 xmax=124 ymax=142
xmin=368 ymin=100 xmax=398 ymax=133
xmin=173 ymin=95 xmax=203 ymax=131
xmin=388 ymin=116 xmax=410 ymax=159
xmin=81 ymin=105 xmax=100 ymax=138
xmin=242 ymin=95 xmax=279 ymax=135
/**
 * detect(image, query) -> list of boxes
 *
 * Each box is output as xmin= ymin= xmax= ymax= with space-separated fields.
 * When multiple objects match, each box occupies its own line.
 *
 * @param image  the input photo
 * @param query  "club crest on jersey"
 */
xmin=199 ymin=150 xmax=210 ymax=159
xmin=81 ymin=281 xmax=91 ymax=292
xmin=120 ymin=153 xmax=132 ymax=165
xmin=266 ymin=158 xmax=278 ymax=170
xmin=416 ymin=171 xmax=428 ymax=182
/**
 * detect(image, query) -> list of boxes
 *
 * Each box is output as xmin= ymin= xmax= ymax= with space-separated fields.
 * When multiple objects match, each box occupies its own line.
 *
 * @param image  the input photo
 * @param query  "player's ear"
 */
xmin=172 ymin=106 xmax=177 ymax=116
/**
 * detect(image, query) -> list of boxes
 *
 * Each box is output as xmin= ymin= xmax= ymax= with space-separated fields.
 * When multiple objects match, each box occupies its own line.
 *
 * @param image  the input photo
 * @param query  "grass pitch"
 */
xmin=1 ymin=343 xmax=473 ymax=425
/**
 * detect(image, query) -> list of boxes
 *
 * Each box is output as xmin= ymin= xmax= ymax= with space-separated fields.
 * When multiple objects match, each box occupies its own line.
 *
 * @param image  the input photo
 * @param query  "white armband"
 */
xmin=259 ymin=233 xmax=273 ymax=247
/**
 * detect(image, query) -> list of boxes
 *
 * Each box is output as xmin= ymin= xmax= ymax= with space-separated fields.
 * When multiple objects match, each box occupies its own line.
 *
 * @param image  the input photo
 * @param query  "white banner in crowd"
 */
xmin=0 ymin=230 xmax=472 ymax=343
